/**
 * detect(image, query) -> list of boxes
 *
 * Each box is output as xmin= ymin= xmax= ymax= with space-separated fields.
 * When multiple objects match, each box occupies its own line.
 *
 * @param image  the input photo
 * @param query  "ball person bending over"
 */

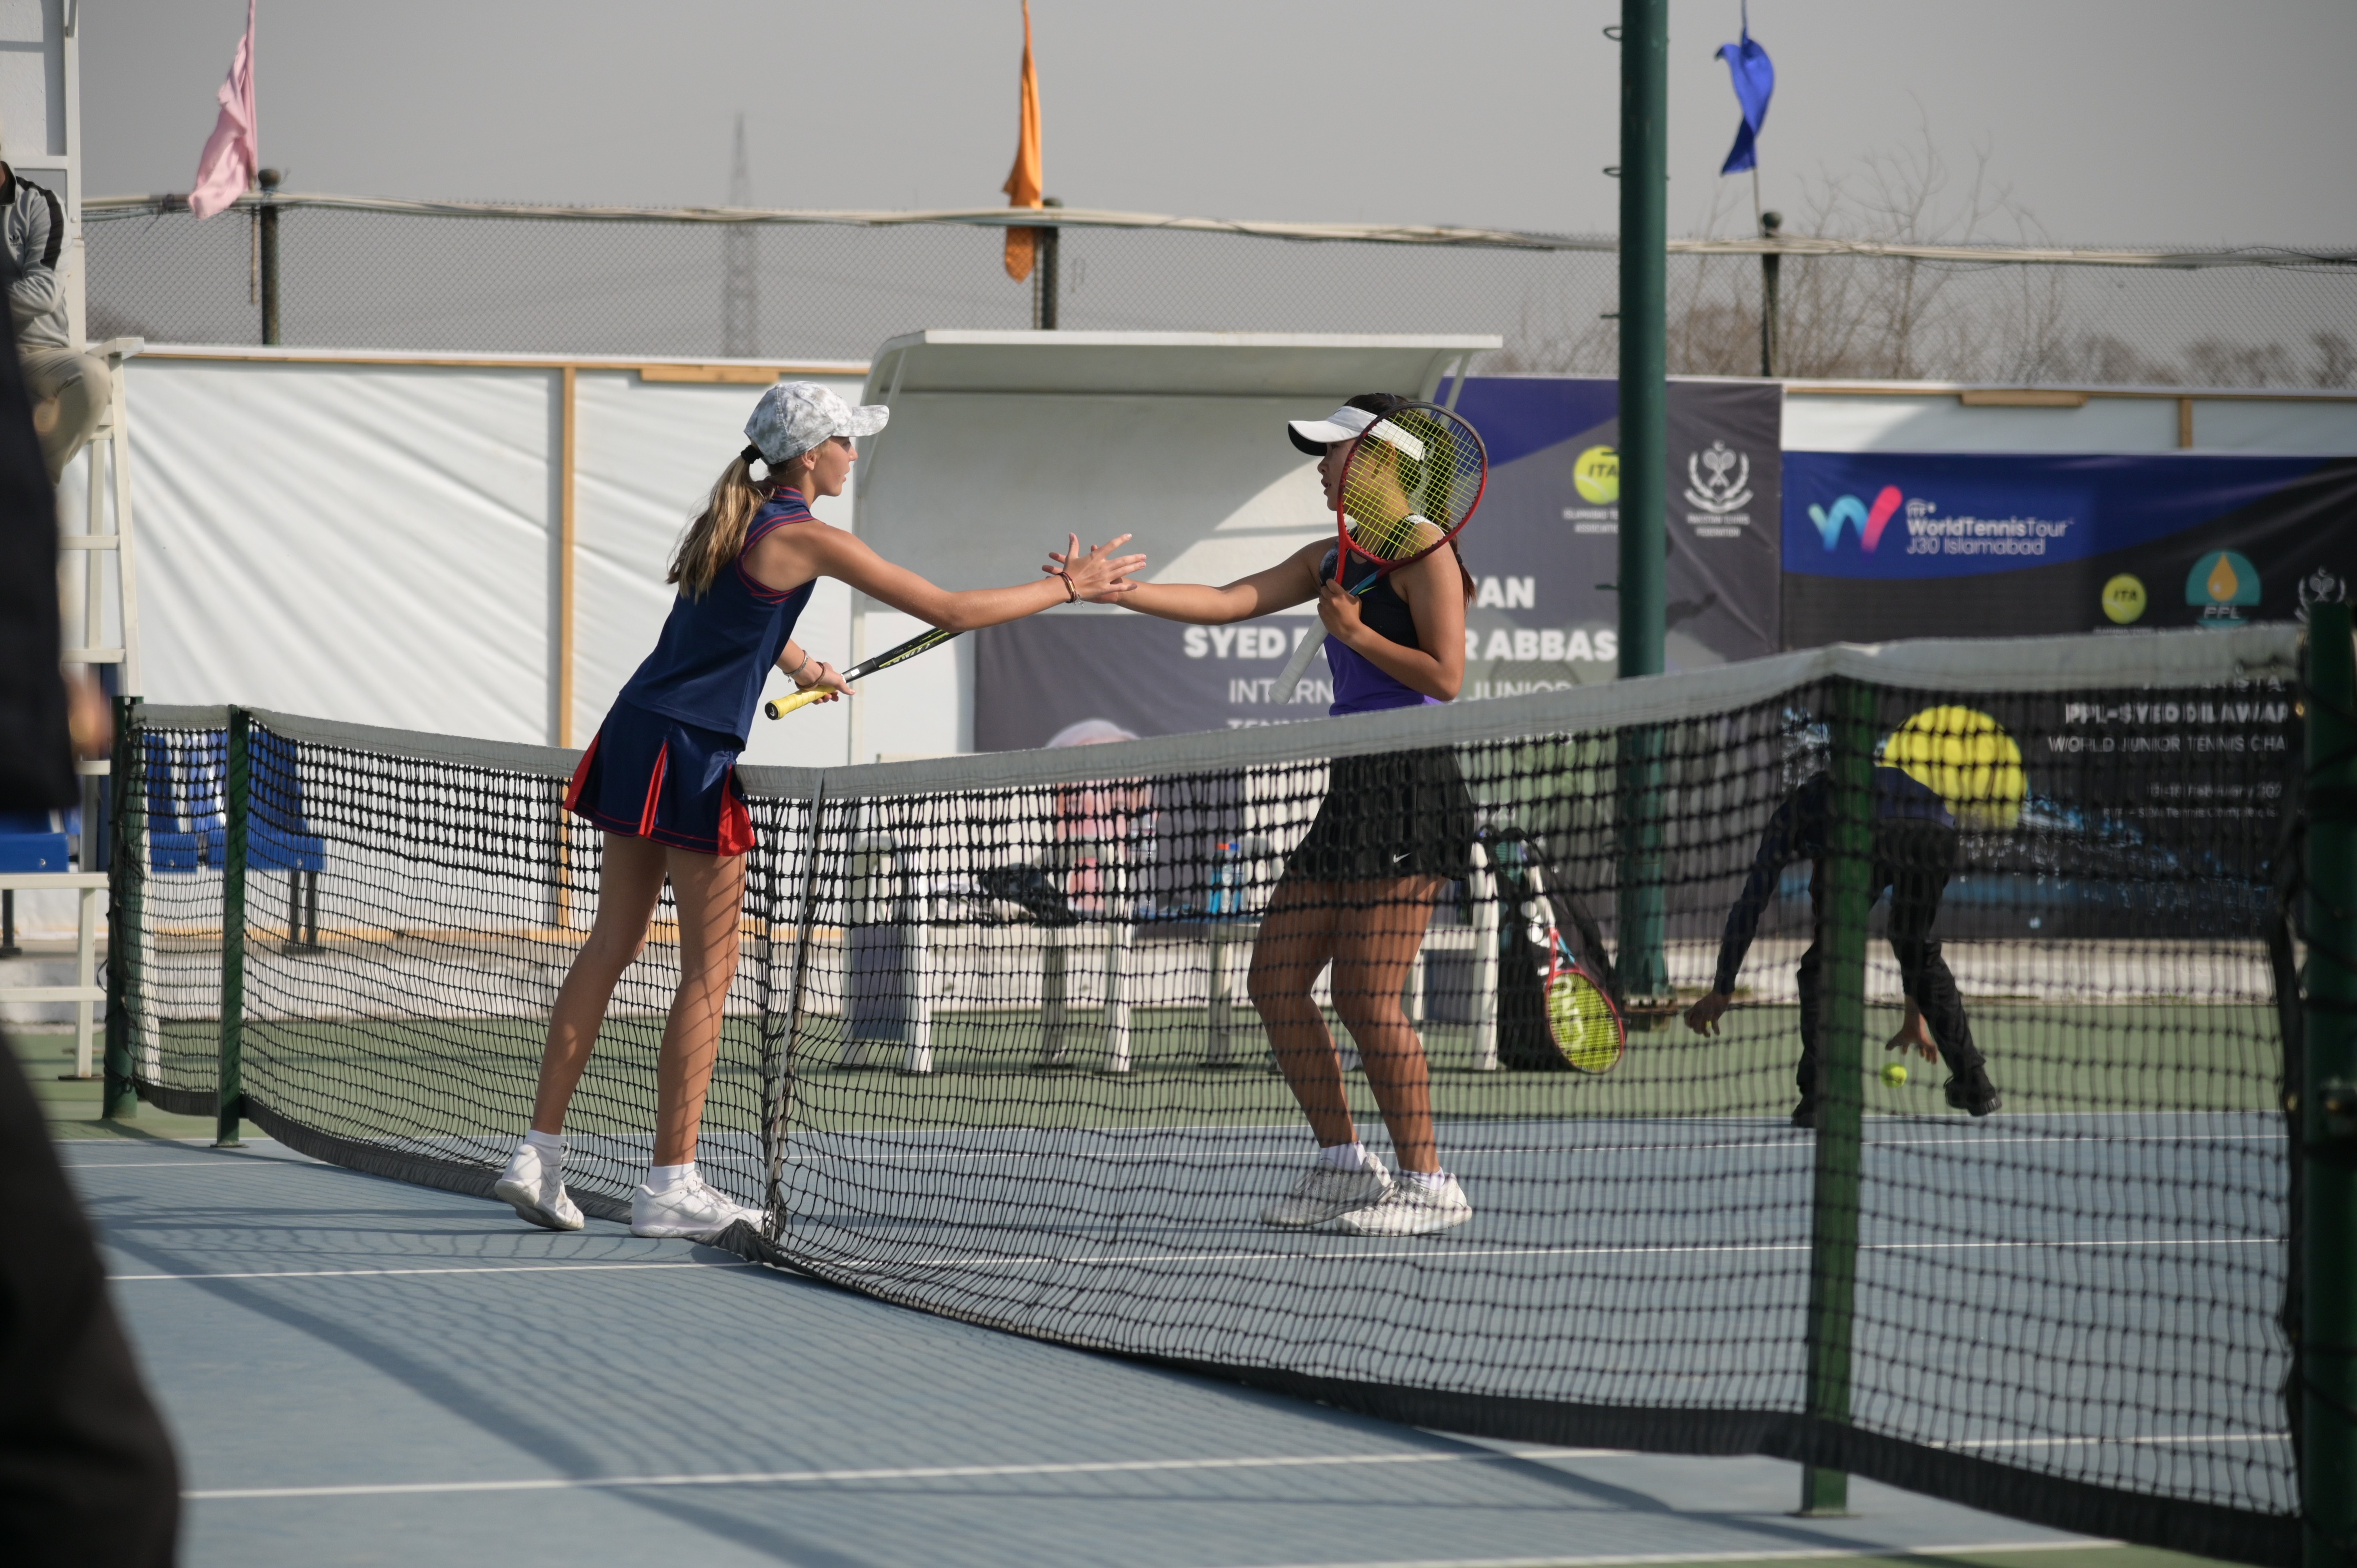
xmin=1076 ymin=392 xmax=1476 ymax=1236
xmin=498 ymin=382 xmax=1143 ymax=1240
xmin=1684 ymin=763 xmax=2003 ymax=1127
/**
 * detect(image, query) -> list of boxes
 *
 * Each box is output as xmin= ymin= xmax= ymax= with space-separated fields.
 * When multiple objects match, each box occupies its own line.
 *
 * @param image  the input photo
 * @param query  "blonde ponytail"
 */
xmin=669 ymin=451 xmax=768 ymax=595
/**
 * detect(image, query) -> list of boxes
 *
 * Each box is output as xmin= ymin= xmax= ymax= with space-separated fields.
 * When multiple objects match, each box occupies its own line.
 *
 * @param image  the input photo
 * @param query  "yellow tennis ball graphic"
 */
xmin=1572 ymin=445 xmax=1619 ymax=504
xmin=1883 ymin=706 xmax=2025 ymax=832
xmin=2100 ymin=574 xmax=2147 ymax=625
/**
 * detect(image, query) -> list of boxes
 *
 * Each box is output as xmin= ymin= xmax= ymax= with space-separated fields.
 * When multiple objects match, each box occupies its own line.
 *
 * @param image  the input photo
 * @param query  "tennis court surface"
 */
xmin=90 ymin=628 xmax=2313 ymax=1565
xmin=48 ymin=1115 xmax=2227 ymax=1568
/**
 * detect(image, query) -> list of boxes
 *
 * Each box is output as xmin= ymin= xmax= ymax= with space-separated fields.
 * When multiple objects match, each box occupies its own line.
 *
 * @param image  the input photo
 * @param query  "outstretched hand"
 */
xmin=1047 ymin=533 xmax=1146 ymax=603
xmin=1885 ymin=1000 xmax=1938 ymax=1063
xmin=1684 ymin=991 xmax=1733 ymax=1037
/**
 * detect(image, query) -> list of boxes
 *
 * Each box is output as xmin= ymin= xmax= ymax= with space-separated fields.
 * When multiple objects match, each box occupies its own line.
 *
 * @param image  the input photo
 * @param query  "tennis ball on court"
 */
xmin=1882 ymin=1062 xmax=1908 ymax=1088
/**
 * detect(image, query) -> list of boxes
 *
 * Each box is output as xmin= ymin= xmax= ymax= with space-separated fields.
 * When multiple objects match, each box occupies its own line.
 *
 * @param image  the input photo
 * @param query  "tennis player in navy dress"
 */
xmin=497 ymin=382 xmax=1143 ymax=1240
xmin=1077 ymin=392 xmax=1479 ymax=1237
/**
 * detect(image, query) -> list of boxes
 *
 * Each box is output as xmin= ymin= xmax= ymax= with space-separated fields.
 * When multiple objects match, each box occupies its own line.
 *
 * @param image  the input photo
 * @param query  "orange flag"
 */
xmin=1002 ymin=0 xmax=1043 ymax=281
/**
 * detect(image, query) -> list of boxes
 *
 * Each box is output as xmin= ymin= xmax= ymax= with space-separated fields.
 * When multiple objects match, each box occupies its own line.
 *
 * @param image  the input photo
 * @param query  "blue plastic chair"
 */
xmin=0 ymin=808 xmax=71 ymax=957
xmin=144 ymin=734 xmax=214 ymax=872
xmin=247 ymin=729 xmax=327 ymax=951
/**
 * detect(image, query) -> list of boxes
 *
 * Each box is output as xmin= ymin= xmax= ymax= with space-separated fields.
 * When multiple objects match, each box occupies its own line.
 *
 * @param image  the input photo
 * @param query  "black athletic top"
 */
xmin=1318 ymin=546 xmax=1437 ymax=716
xmin=1711 ymin=768 xmax=1955 ymax=994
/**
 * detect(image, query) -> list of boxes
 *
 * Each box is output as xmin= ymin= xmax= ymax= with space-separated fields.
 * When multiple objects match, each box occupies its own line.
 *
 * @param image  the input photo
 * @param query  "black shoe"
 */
xmin=1790 ymin=1100 xmax=1817 ymax=1129
xmin=1944 ymin=1077 xmax=2002 ymax=1117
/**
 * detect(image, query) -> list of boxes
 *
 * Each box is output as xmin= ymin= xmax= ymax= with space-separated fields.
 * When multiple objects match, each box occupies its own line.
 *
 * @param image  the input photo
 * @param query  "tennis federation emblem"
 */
xmin=1683 ymin=441 xmax=1752 ymax=515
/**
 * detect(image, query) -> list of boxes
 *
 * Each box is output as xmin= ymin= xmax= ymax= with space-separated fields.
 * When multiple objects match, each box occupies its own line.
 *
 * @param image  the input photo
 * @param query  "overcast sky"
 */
xmin=80 ymin=1 xmax=2357 ymax=246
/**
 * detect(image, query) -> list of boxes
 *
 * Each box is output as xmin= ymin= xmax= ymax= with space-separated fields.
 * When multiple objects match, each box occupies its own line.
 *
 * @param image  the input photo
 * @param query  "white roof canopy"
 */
xmin=850 ymin=331 xmax=1500 ymax=593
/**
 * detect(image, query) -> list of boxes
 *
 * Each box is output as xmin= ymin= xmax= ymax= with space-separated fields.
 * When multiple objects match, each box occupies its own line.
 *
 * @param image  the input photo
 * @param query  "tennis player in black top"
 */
xmin=1684 ymin=766 xmax=2004 ymax=1126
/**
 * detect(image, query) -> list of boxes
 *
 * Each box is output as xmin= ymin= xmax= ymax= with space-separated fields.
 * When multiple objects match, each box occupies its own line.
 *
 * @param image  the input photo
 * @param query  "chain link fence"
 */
xmin=85 ymin=196 xmax=2357 ymax=386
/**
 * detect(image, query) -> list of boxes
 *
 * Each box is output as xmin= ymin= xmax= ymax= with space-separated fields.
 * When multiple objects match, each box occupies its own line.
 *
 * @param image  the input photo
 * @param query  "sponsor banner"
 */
xmin=1767 ymin=684 xmax=2295 ymax=940
xmin=1447 ymin=375 xmax=1783 ymax=689
xmin=972 ymin=614 xmax=1332 ymax=751
xmin=973 ymin=377 xmax=1785 ymax=749
xmin=1783 ymin=451 xmax=2357 ymax=645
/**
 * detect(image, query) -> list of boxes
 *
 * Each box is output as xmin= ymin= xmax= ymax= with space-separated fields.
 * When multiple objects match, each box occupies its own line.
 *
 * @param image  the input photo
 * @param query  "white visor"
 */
xmin=1286 ymin=405 xmax=1426 ymax=462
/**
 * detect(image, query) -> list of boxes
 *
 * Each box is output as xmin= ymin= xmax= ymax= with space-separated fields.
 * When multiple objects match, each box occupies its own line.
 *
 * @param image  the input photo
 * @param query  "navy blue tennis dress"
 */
xmin=565 ymin=491 xmax=817 ymax=856
xmin=1286 ymin=546 xmax=1475 ymax=881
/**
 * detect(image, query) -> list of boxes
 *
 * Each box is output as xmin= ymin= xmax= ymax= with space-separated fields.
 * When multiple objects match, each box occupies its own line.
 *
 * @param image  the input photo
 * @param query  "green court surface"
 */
xmin=101 ymin=998 xmax=2278 ymax=1153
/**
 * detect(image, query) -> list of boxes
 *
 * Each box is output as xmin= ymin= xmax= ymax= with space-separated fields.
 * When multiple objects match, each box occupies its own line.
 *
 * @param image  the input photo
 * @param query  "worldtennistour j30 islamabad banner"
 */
xmin=1782 ymin=450 xmax=2357 ymax=645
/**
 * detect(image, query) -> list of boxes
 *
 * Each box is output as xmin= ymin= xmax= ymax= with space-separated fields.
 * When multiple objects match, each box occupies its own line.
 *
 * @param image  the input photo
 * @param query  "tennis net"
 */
xmin=111 ymin=626 xmax=2310 ymax=1563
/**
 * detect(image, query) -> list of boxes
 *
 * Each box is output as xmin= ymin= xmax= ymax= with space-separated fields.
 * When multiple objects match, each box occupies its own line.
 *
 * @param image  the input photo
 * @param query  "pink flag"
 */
xmin=188 ymin=0 xmax=257 ymax=220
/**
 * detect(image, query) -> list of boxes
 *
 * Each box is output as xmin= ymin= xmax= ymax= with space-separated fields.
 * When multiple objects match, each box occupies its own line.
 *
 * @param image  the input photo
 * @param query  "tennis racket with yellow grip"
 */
xmin=762 ymin=625 xmax=961 ymax=720
xmin=1271 ymin=400 xmax=1489 ymax=699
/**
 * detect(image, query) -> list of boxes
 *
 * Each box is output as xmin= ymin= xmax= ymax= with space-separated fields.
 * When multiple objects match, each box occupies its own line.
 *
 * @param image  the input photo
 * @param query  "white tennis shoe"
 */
xmin=1334 ymin=1174 xmax=1472 ymax=1237
xmin=1260 ymin=1156 xmax=1391 ymax=1229
xmin=631 ymin=1174 xmax=762 ymax=1241
xmin=494 ymin=1142 xmax=585 ymax=1233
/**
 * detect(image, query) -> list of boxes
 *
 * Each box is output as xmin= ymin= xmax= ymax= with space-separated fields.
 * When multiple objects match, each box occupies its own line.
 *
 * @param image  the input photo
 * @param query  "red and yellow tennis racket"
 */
xmin=1272 ymin=401 xmax=1488 ymax=697
xmin=1521 ymin=856 xmax=1626 ymax=1074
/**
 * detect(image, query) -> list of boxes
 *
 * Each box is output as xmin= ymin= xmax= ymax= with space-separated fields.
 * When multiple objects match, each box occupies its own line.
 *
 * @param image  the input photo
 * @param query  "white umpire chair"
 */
xmin=0 ymin=336 xmax=143 ymax=1080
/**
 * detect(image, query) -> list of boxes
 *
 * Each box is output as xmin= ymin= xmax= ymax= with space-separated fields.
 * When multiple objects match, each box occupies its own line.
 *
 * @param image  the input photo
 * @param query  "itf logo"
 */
xmin=1808 ymin=486 xmax=1904 ymax=552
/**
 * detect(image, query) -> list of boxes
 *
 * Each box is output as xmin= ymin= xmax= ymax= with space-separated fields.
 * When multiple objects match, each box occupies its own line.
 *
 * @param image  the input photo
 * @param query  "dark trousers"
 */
xmin=0 ymin=1028 xmax=181 ymax=1566
xmin=1793 ymin=818 xmax=1986 ymax=1102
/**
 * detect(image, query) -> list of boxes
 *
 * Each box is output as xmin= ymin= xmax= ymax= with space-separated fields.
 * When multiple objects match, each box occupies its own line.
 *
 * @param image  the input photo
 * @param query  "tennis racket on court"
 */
xmin=763 ymin=625 xmax=960 ymax=720
xmin=1272 ymin=401 xmax=1489 ymax=699
xmin=1520 ymin=851 xmax=1626 ymax=1074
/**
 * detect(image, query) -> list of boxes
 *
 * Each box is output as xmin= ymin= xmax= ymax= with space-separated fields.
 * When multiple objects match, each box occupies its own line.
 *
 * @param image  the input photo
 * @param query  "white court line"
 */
xmin=820 ymin=1236 xmax=2272 ymax=1271
xmin=1233 ymin=1543 xmax=2120 ymax=1568
xmin=1936 ymin=1432 xmax=2287 ymax=1451
xmin=187 ymin=1449 xmax=1544 ymax=1501
xmin=110 ymin=1260 xmax=757 ymax=1284
xmin=67 ymin=1160 xmax=286 ymax=1170
xmin=781 ymin=1131 xmax=2280 ymax=1165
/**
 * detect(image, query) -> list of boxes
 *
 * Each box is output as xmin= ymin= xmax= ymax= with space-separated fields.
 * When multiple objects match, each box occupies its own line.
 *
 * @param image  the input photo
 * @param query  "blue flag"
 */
xmin=1716 ymin=4 xmax=1774 ymax=175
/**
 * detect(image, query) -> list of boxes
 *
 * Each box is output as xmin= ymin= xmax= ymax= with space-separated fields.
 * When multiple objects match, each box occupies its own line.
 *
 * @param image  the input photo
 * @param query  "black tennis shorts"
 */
xmin=1286 ymin=747 xmax=1476 ymax=883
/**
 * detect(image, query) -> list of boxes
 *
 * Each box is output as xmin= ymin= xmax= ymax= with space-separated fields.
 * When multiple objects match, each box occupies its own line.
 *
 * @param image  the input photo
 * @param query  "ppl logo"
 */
xmin=1808 ymin=486 xmax=1904 ymax=552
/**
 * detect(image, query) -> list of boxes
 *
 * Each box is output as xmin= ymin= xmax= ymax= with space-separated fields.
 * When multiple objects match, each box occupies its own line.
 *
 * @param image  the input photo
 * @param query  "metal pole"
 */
xmin=2303 ymin=600 xmax=2357 ymax=1565
xmin=257 ymin=169 xmax=281 ymax=346
xmin=1759 ymin=210 xmax=1782 ymax=379
xmin=1799 ymin=676 xmax=1874 ymax=1515
xmin=1034 ymin=196 xmax=1062 ymax=330
xmin=1616 ymin=0 xmax=1666 ymax=682
xmin=1612 ymin=0 xmax=1671 ymax=1005
xmin=214 ymin=709 xmax=250 ymax=1147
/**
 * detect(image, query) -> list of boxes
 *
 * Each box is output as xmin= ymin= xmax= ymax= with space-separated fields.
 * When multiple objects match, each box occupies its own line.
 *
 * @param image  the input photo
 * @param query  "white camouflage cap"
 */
xmin=745 ymin=381 xmax=891 ymax=464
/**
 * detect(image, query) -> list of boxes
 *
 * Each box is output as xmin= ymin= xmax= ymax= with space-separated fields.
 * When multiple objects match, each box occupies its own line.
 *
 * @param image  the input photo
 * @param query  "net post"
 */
xmin=2303 ymin=601 xmax=2357 ymax=1568
xmin=214 ymin=707 xmax=251 ymax=1148
xmin=1798 ymin=676 xmax=1873 ymax=1516
xmin=102 ymin=695 xmax=141 ymax=1120
xmin=763 ymin=780 xmax=825 ymax=1228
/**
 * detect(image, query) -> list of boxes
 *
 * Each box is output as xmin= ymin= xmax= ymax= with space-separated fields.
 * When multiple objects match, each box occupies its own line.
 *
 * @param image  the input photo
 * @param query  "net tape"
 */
xmin=113 ymin=627 xmax=2307 ymax=1564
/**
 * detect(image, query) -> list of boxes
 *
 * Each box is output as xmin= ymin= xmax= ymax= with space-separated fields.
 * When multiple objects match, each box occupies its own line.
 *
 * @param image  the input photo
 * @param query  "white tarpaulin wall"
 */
xmin=59 ymin=350 xmax=866 ymax=769
xmin=53 ymin=346 xmax=2357 ymax=761
xmin=847 ymin=331 xmax=1500 ymax=760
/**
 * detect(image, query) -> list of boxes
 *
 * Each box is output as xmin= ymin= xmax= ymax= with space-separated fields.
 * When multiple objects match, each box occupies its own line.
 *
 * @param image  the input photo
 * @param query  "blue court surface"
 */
xmin=57 ymin=1133 xmax=2231 ymax=1568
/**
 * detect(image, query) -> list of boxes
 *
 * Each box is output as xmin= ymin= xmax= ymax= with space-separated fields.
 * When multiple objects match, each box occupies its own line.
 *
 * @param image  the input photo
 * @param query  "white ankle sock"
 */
xmin=1316 ymin=1142 xmax=1370 ymax=1172
xmin=645 ymin=1162 xmax=696 ymax=1195
xmin=1400 ymin=1168 xmax=1451 ymax=1191
xmin=524 ymin=1129 xmax=564 ymax=1160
